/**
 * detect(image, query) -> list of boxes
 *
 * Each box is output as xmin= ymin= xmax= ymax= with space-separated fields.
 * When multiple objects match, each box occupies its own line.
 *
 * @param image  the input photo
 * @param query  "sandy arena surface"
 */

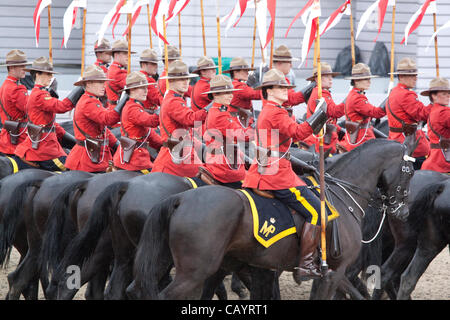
xmin=0 ymin=247 xmax=448 ymax=300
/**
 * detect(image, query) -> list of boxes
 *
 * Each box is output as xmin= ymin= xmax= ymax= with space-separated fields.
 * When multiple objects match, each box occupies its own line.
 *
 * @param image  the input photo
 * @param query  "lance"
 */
xmin=200 ymin=0 xmax=207 ymax=56
xmin=163 ymin=14 xmax=169 ymax=91
xmin=269 ymin=12 xmax=276 ymax=68
xmin=81 ymin=7 xmax=87 ymax=77
xmin=432 ymin=12 xmax=439 ymax=77
xmin=48 ymin=5 xmax=53 ymax=64
xmin=313 ymin=0 xmax=328 ymax=275
xmin=349 ymin=0 xmax=356 ymax=67
xmin=251 ymin=0 xmax=258 ymax=69
xmin=215 ymin=0 xmax=222 ymax=74
xmin=178 ymin=13 xmax=182 ymax=55
xmin=127 ymin=5 xmax=132 ymax=75
xmin=388 ymin=1 xmax=396 ymax=93
xmin=147 ymin=3 xmax=153 ymax=48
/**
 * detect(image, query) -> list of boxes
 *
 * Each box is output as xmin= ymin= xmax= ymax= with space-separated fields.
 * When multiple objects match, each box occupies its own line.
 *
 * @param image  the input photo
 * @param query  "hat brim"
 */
xmin=0 ymin=61 xmax=32 ymax=67
xmin=420 ymin=88 xmax=450 ymax=96
xmin=202 ymin=88 xmax=242 ymax=95
xmin=388 ymin=72 xmax=419 ymax=76
xmin=74 ymin=77 xmax=112 ymax=86
xmin=223 ymin=67 xmax=255 ymax=73
xmin=345 ymin=75 xmax=379 ymax=80
xmin=120 ymin=82 xmax=157 ymax=92
xmin=139 ymin=59 xmax=159 ymax=64
xmin=159 ymin=73 xmax=198 ymax=80
xmin=192 ymin=66 xmax=219 ymax=74
xmin=254 ymin=83 xmax=296 ymax=90
xmin=23 ymin=67 xmax=58 ymax=74
xmin=306 ymin=72 xmax=341 ymax=82
xmin=272 ymin=57 xmax=300 ymax=62
xmin=112 ymin=49 xmax=137 ymax=54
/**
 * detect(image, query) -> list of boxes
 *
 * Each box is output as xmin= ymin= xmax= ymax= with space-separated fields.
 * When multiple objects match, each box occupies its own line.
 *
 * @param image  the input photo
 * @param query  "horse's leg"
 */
xmin=397 ymin=238 xmax=446 ymax=300
xmin=309 ymin=268 xmax=346 ymax=300
xmin=200 ymin=269 xmax=228 ymax=300
xmin=372 ymin=217 xmax=417 ymax=300
xmin=249 ymin=267 xmax=279 ymax=300
xmin=231 ymin=272 xmax=248 ymax=299
xmin=337 ymin=277 xmax=365 ymax=300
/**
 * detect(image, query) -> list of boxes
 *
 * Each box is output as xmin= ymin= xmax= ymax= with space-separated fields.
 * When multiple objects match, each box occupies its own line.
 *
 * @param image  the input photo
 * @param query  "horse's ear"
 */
xmin=324 ymin=148 xmax=332 ymax=158
xmin=308 ymin=144 xmax=316 ymax=154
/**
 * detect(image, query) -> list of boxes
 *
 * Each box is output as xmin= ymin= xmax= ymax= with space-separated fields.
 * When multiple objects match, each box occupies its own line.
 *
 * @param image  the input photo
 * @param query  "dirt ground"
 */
xmin=0 ymin=247 xmax=448 ymax=300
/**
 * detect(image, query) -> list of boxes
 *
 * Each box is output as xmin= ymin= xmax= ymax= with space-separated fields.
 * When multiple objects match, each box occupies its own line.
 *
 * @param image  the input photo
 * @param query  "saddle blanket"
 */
xmin=238 ymin=176 xmax=340 ymax=248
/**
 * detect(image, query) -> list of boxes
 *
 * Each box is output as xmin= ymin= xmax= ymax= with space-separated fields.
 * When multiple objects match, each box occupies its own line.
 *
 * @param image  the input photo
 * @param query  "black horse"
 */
xmin=3 ymin=170 xmax=93 ymax=300
xmin=396 ymin=172 xmax=449 ymax=299
xmin=128 ymin=139 xmax=413 ymax=299
xmin=0 ymin=169 xmax=56 ymax=299
xmin=39 ymin=170 xmax=141 ymax=300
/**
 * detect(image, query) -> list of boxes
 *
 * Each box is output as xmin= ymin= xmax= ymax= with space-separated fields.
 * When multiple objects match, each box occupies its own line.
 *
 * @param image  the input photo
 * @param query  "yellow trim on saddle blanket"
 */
xmin=140 ymin=169 xmax=150 ymax=175
xmin=185 ymin=177 xmax=198 ymax=189
xmin=52 ymin=158 xmax=67 ymax=171
xmin=6 ymin=156 xmax=19 ymax=174
xmin=239 ymin=189 xmax=297 ymax=248
xmin=305 ymin=176 xmax=340 ymax=222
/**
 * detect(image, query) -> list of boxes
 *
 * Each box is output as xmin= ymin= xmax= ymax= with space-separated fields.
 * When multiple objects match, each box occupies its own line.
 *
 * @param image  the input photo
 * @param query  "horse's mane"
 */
xmin=326 ymin=139 xmax=400 ymax=174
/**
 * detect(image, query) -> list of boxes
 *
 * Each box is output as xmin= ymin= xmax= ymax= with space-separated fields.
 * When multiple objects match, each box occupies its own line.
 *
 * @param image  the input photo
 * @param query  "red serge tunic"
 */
xmin=339 ymin=88 xmax=386 ymax=152
xmin=387 ymin=83 xmax=431 ymax=158
xmin=113 ymin=99 xmax=162 ymax=171
xmin=156 ymin=70 xmax=193 ymax=105
xmin=94 ymin=59 xmax=109 ymax=74
xmin=304 ymin=86 xmax=345 ymax=153
xmin=105 ymin=61 xmax=127 ymax=104
xmin=0 ymin=76 xmax=29 ymax=154
xmin=65 ymin=92 xmax=120 ymax=172
xmin=140 ymin=70 xmax=160 ymax=110
xmin=202 ymin=103 xmax=254 ymax=183
xmin=422 ymin=103 xmax=450 ymax=173
xmin=284 ymin=76 xmax=305 ymax=107
xmin=243 ymin=100 xmax=313 ymax=190
xmin=230 ymin=79 xmax=261 ymax=110
xmin=15 ymin=85 xmax=74 ymax=161
xmin=152 ymin=90 xmax=207 ymax=177
xmin=191 ymin=77 xmax=212 ymax=110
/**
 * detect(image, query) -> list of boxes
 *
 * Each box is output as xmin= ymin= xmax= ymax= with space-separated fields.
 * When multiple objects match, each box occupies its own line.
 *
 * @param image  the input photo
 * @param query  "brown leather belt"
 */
xmin=389 ymin=127 xmax=404 ymax=133
xmin=430 ymin=143 xmax=442 ymax=149
xmin=75 ymin=139 xmax=102 ymax=146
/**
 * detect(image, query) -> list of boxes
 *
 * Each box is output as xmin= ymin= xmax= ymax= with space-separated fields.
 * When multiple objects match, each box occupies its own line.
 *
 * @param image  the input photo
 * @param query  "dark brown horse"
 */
xmin=129 ymin=139 xmax=414 ymax=299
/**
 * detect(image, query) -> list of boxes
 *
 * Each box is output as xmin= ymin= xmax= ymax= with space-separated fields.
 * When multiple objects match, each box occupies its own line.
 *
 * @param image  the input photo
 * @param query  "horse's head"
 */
xmin=378 ymin=145 xmax=415 ymax=221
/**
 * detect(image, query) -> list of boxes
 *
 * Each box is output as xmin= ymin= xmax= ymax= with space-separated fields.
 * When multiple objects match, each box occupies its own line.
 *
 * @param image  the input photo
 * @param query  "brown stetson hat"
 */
xmin=121 ymin=71 xmax=156 ymax=92
xmin=272 ymin=45 xmax=299 ymax=62
xmin=111 ymin=39 xmax=136 ymax=54
xmin=74 ymin=65 xmax=112 ymax=86
xmin=139 ymin=48 xmax=159 ymax=63
xmin=306 ymin=62 xmax=340 ymax=82
xmin=24 ymin=56 xmax=58 ymax=74
xmin=223 ymin=56 xmax=255 ymax=73
xmin=420 ymin=77 xmax=450 ymax=96
xmin=192 ymin=56 xmax=218 ymax=74
xmin=0 ymin=49 xmax=32 ymax=67
xmin=389 ymin=57 xmax=418 ymax=76
xmin=94 ymin=38 xmax=112 ymax=52
xmin=202 ymin=74 xmax=241 ymax=95
xmin=345 ymin=63 xmax=379 ymax=80
xmin=162 ymin=45 xmax=181 ymax=61
xmin=159 ymin=60 xmax=198 ymax=80
xmin=255 ymin=69 xmax=296 ymax=90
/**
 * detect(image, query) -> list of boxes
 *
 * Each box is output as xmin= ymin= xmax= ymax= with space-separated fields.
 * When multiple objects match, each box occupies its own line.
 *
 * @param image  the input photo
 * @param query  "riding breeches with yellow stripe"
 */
xmin=272 ymin=186 xmax=328 ymax=226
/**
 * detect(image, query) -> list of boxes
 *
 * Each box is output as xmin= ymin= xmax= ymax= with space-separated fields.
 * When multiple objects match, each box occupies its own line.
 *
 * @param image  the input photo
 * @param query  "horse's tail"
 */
xmin=55 ymin=181 xmax=129 ymax=279
xmin=131 ymin=194 xmax=181 ymax=299
xmin=0 ymin=179 xmax=43 ymax=268
xmin=407 ymin=182 xmax=445 ymax=231
xmin=38 ymin=179 xmax=89 ymax=278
